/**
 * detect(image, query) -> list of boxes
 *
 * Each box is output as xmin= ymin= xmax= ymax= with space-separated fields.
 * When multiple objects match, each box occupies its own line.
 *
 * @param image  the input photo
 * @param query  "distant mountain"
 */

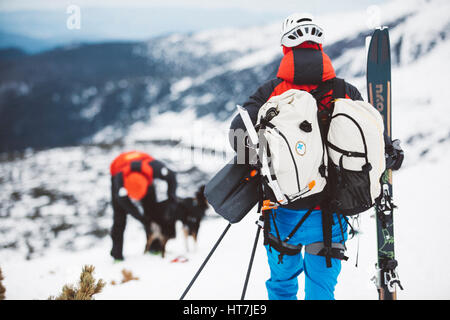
xmin=0 ymin=31 xmax=64 ymax=53
xmin=0 ymin=0 xmax=448 ymax=153
xmin=0 ymin=47 xmax=28 ymax=59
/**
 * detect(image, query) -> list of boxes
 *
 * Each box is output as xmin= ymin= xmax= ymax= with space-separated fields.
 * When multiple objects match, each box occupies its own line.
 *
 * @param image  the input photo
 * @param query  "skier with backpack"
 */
xmin=109 ymin=151 xmax=177 ymax=261
xmin=228 ymin=13 xmax=404 ymax=300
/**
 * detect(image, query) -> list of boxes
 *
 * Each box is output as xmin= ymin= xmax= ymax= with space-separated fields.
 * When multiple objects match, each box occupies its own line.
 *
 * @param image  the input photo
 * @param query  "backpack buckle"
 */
xmin=262 ymin=200 xmax=278 ymax=211
xmin=264 ymin=107 xmax=279 ymax=121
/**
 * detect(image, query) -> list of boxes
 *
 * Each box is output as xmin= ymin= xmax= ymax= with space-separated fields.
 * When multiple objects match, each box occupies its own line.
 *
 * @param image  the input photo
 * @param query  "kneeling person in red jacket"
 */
xmin=109 ymin=151 xmax=177 ymax=261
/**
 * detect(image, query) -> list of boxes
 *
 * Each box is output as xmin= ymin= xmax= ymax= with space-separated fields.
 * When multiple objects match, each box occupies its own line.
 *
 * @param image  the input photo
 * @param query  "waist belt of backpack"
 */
xmin=264 ymin=206 xmax=315 ymax=264
xmin=263 ymin=207 xmax=348 ymax=265
xmin=305 ymin=242 xmax=348 ymax=261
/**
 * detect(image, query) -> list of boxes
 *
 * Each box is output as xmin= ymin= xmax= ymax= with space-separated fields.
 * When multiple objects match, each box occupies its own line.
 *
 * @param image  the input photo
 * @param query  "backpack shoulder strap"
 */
xmin=310 ymin=77 xmax=346 ymax=109
xmin=332 ymin=77 xmax=346 ymax=100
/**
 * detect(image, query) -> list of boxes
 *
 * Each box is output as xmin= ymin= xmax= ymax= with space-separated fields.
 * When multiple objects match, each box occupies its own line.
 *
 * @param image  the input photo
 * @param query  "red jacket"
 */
xmin=230 ymin=43 xmax=362 ymax=134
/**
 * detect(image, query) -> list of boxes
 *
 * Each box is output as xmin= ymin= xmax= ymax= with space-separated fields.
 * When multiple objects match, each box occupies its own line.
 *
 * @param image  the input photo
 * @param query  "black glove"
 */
xmin=385 ymin=139 xmax=404 ymax=171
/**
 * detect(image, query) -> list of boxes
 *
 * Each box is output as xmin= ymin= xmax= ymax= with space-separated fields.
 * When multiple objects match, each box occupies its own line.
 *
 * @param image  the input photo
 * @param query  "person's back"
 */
xmin=228 ymin=13 xmax=403 ymax=300
xmin=230 ymin=13 xmax=363 ymax=211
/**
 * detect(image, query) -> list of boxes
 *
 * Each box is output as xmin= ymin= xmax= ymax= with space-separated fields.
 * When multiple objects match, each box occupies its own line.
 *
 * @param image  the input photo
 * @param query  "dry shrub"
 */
xmin=120 ymin=269 xmax=139 ymax=283
xmin=49 ymin=265 xmax=105 ymax=300
xmin=0 ymin=267 xmax=5 ymax=300
xmin=110 ymin=269 xmax=139 ymax=285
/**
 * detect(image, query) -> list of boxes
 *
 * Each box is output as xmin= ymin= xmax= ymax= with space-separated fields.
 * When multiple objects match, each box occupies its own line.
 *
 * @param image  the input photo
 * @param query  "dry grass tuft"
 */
xmin=0 ymin=267 xmax=6 ymax=300
xmin=110 ymin=269 xmax=139 ymax=286
xmin=49 ymin=265 xmax=105 ymax=300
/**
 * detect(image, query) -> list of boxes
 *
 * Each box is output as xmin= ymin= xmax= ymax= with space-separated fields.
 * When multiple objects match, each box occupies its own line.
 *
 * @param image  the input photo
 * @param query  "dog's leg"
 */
xmin=192 ymin=232 xmax=198 ymax=252
xmin=161 ymin=237 xmax=168 ymax=258
xmin=183 ymin=227 xmax=190 ymax=253
xmin=145 ymin=233 xmax=156 ymax=253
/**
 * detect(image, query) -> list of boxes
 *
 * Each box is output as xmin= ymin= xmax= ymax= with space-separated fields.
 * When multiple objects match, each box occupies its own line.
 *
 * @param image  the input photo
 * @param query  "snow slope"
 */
xmin=3 ymin=152 xmax=449 ymax=300
xmin=1 ymin=0 xmax=450 ymax=300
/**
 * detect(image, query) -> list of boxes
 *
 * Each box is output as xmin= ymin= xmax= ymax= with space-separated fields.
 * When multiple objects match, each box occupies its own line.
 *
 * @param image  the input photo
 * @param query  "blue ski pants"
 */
xmin=264 ymin=207 xmax=347 ymax=300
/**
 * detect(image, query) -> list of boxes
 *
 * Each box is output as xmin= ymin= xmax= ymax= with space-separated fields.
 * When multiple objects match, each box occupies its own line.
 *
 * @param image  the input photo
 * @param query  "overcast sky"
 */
xmin=0 ymin=0 xmax=387 ymax=13
xmin=0 ymin=0 xmax=389 ymax=42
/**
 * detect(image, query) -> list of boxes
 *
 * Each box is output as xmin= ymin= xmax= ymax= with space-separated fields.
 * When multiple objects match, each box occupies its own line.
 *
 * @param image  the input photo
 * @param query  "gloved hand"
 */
xmin=385 ymin=139 xmax=404 ymax=171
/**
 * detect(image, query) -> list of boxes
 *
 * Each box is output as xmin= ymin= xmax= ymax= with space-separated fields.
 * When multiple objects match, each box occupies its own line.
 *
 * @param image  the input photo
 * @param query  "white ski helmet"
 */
xmin=280 ymin=13 xmax=324 ymax=47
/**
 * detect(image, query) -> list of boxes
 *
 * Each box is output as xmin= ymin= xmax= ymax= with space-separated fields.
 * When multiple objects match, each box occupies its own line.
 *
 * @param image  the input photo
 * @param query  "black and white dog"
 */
xmin=144 ymin=185 xmax=208 ymax=257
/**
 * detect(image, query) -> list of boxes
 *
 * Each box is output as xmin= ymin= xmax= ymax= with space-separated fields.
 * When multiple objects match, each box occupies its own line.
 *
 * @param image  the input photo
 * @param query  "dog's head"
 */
xmin=195 ymin=184 xmax=208 ymax=210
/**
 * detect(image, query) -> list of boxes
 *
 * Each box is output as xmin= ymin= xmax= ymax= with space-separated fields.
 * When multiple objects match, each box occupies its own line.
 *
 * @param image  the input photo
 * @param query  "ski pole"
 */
xmin=241 ymin=223 xmax=261 ymax=300
xmin=180 ymin=223 xmax=232 ymax=300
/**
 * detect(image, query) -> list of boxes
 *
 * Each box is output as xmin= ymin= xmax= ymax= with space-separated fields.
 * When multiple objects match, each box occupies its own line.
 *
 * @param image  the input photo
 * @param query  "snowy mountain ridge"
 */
xmin=1 ymin=0 xmax=448 ymax=153
xmin=123 ymin=0 xmax=450 ymax=164
xmin=0 ymin=0 xmax=449 ymax=300
xmin=1 ymin=0 xmax=449 ymax=264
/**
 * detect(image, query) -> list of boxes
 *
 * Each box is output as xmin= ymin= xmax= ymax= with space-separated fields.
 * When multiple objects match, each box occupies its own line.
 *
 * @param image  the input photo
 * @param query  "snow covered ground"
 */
xmin=2 ymin=149 xmax=449 ymax=300
xmin=1 ymin=0 xmax=450 ymax=300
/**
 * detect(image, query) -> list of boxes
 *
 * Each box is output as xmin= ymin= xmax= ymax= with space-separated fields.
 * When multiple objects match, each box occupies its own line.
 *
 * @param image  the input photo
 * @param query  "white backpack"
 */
xmin=326 ymin=98 xmax=385 ymax=214
xmin=256 ymin=89 xmax=327 ymax=204
xmin=252 ymin=86 xmax=385 ymax=214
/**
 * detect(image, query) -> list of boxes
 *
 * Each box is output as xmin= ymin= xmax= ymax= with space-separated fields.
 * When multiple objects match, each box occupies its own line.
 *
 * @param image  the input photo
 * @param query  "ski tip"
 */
xmin=367 ymin=27 xmax=391 ymax=67
xmin=374 ymin=26 xmax=389 ymax=31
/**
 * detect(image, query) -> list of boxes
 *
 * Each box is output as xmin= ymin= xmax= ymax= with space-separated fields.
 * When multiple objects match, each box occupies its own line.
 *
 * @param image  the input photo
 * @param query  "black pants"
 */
xmin=110 ymin=185 xmax=158 ymax=260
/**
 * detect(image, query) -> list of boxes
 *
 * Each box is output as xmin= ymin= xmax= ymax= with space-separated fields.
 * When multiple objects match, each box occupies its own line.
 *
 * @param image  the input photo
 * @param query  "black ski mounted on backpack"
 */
xmin=367 ymin=27 xmax=403 ymax=300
